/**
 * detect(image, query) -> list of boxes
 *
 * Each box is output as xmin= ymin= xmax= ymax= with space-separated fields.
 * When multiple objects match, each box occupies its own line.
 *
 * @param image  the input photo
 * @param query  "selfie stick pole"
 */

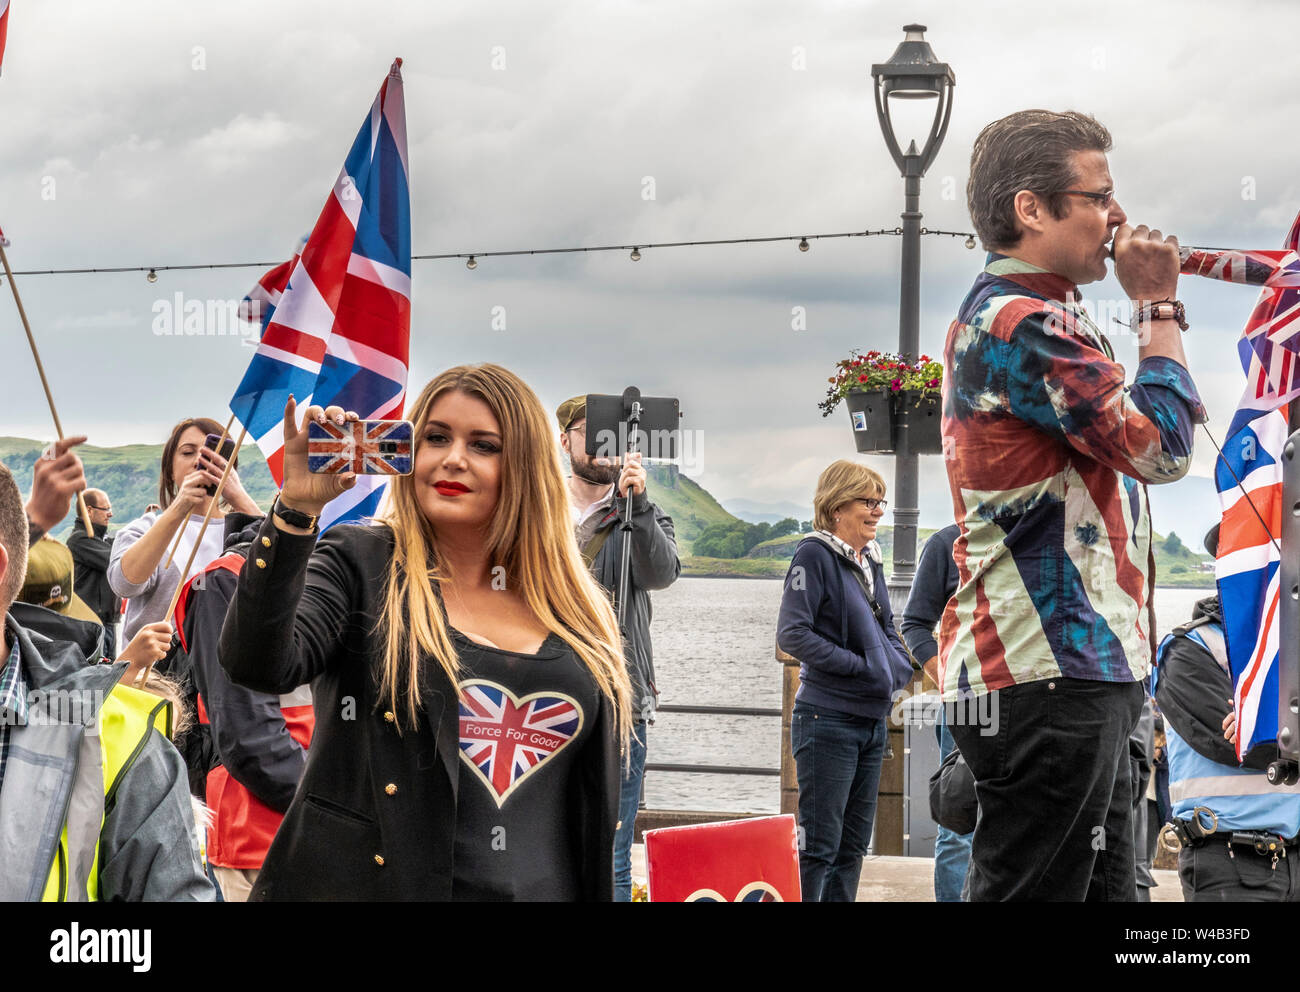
xmin=163 ymin=414 xmax=235 ymax=570
xmin=616 ymin=387 xmax=642 ymax=631
xmin=1 ymin=242 xmax=95 ymax=537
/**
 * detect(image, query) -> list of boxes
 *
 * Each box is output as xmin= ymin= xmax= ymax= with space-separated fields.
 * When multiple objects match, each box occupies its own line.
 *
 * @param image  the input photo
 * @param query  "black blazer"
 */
xmin=218 ymin=516 xmax=619 ymax=901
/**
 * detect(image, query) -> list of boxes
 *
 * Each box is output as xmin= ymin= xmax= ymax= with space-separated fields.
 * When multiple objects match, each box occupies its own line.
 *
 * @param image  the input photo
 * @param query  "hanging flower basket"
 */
xmin=820 ymin=350 xmax=943 ymax=455
xmin=894 ymin=389 xmax=943 ymax=456
xmin=845 ymin=389 xmax=894 ymax=454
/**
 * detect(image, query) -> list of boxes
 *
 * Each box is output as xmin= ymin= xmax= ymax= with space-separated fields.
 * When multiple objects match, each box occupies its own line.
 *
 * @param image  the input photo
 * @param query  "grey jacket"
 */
xmin=583 ymin=488 xmax=680 ymax=723
xmin=0 ymin=608 xmax=214 ymax=901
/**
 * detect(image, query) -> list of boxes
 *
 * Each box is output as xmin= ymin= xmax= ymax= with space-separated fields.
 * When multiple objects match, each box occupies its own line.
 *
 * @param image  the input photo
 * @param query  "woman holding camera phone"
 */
xmin=109 ymin=416 xmax=261 ymax=642
xmin=219 ymin=364 xmax=632 ymax=901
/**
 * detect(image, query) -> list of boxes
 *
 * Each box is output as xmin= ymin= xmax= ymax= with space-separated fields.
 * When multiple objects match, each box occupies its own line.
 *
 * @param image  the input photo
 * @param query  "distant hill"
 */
xmin=1 ymin=437 xmax=740 ymax=551
xmin=722 ymin=497 xmax=812 ymax=526
xmin=2 ymin=435 xmax=1215 ymax=590
xmin=685 ymin=524 xmax=1216 ymax=589
xmin=0 ymin=436 xmax=278 ymax=539
xmin=643 ymin=464 xmax=739 ymax=556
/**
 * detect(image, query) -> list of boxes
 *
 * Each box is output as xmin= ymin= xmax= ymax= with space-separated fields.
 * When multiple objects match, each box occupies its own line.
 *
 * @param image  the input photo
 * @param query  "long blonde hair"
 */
xmin=374 ymin=364 xmax=631 ymax=744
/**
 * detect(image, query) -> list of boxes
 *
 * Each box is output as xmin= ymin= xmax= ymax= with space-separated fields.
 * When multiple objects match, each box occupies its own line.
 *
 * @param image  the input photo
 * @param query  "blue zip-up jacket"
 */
xmin=777 ymin=533 xmax=914 ymax=719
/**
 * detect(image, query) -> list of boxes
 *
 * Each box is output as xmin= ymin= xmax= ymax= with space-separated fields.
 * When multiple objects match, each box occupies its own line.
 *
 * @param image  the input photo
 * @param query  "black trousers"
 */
xmin=949 ymin=677 xmax=1143 ymax=901
xmin=1179 ymin=840 xmax=1300 ymax=901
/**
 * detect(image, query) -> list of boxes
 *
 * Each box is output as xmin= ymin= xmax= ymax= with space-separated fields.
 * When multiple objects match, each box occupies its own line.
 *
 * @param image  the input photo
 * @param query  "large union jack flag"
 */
xmin=229 ymin=59 xmax=410 ymax=531
xmin=458 ymin=681 xmax=584 ymax=807
xmin=307 ymin=419 xmax=412 ymax=475
xmin=1214 ymin=210 xmax=1300 ymax=759
xmin=1181 ymin=229 xmax=1300 ymax=411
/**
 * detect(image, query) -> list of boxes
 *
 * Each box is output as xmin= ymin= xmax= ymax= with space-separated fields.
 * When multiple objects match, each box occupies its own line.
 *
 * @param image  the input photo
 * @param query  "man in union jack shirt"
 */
xmin=940 ymin=110 xmax=1206 ymax=901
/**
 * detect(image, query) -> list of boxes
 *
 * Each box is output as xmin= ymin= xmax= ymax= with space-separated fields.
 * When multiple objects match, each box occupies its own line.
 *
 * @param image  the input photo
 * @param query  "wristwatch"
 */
xmin=1133 ymin=299 xmax=1188 ymax=332
xmin=272 ymin=494 xmax=320 ymax=532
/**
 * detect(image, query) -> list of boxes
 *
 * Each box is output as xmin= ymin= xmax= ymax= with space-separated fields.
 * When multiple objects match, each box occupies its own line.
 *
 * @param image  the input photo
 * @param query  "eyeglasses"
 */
xmin=854 ymin=498 xmax=888 ymax=511
xmin=86 ymin=503 xmax=112 ymax=513
xmin=1057 ymin=189 xmax=1115 ymax=210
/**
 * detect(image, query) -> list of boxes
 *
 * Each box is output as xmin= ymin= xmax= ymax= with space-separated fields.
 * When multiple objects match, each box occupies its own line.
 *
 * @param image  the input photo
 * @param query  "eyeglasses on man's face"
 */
xmin=853 ymin=497 xmax=888 ymax=512
xmin=1057 ymin=188 xmax=1115 ymax=210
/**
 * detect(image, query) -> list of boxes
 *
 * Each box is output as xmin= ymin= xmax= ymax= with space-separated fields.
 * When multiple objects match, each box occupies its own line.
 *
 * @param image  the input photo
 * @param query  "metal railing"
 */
xmin=644 ymin=702 xmax=782 ymax=779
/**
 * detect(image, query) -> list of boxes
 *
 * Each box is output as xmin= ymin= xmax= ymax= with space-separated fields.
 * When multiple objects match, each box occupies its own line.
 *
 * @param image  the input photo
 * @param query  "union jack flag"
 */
xmin=1214 ymin=210 xmax=1300 ymax=759
xmin=306 ymin=419 xmax=412 ymax=475
xmin=0 ymin=1 xmax=10 ymax=77
xmin=458 ymin=681 xmax=583 ymax=807
xmin=238 ymin=234 xmax=308 ymax=329
xmin=1180 ymin=228 xmax=1300 ymax=411
xmin=229 ymin=59 xmax=410 ymax=531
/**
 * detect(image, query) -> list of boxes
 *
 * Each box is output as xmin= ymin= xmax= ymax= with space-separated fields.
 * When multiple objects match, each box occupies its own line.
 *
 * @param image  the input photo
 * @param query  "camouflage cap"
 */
xmin=555 ymin=395 xmax=587 ymax=432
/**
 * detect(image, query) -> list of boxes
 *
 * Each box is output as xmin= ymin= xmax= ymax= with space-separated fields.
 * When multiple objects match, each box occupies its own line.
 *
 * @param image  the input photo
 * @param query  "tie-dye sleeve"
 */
xmin=1004 ymin=308 xmax=1206 ymax=484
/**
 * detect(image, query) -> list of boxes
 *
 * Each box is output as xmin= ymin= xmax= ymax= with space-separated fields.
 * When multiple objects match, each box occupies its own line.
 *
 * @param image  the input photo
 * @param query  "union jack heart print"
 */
xmin=457 ymin=681 xmax=584 ymax=807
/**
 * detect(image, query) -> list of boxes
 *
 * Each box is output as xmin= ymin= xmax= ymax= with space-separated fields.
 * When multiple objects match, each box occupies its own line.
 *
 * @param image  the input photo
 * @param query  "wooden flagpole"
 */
xmin=0 ymin=241 xmax=95 ymax=537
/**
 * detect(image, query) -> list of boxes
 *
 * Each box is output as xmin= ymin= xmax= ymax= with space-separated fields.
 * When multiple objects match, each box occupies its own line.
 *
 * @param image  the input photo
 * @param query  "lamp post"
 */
xmin=872 ymin=24 xmax=955 ymax=606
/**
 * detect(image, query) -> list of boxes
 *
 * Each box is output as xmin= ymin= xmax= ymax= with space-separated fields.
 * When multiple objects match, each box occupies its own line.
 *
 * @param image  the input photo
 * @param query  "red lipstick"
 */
xmin=434 ymin=481 xmax=470 ymax=496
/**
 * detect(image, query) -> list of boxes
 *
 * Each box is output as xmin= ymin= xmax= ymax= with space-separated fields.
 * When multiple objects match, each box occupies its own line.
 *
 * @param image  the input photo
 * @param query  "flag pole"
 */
xmin=163 ymin=413 xmax=235 ymax=569
xmin=0 ymin=241 xmax=95 ymax=537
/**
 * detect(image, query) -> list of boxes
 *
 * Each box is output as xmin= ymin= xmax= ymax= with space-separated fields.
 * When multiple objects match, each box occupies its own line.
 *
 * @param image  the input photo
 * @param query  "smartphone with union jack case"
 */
xmin=307 ymin=419 xmax=415 ymax=475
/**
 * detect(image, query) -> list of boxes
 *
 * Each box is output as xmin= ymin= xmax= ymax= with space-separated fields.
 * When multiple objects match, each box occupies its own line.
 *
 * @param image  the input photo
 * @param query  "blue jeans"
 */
xmin=933 ymin=716 xmax=973 ymax=902
xmin=791 ymin=701 xmax=887 ymax=902
xmin=613 ymin=723 xmax=648 ymax=902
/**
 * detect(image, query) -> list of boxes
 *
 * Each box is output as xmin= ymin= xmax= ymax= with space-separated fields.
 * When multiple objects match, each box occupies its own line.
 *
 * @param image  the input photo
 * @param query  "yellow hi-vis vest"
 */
xmin=39 ymin=683 xmax=172 ymax=901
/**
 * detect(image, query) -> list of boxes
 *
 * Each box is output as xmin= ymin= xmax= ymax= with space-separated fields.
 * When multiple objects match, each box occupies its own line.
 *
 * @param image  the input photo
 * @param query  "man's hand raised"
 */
xmin=25 ymin=435 xmax=88 ymax=534
xmin=277 ymin=396 xmax=358 ymax=519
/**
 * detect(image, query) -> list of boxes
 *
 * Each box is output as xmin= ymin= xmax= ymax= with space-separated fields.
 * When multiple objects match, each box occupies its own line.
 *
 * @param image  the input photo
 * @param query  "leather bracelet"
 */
xmin=1133 ymin=299 xmax=1188 ymax=332
xmin=272 ymin=494 xmax=320 ymax=532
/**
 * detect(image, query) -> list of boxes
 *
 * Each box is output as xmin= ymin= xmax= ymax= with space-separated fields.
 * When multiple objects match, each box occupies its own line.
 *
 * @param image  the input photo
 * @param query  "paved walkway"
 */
xmin=631 ymin=846 xmax=1184 ymax=901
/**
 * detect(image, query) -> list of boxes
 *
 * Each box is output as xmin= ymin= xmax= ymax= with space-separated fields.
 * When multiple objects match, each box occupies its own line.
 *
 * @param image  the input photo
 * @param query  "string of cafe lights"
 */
xmin=2 ymin=226 xmax=980 ymax=281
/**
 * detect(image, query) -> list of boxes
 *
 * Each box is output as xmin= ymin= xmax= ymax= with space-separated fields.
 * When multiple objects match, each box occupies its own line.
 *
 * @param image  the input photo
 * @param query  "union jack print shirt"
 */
xmin=939 ymin=254 xmax=1206 ymax=699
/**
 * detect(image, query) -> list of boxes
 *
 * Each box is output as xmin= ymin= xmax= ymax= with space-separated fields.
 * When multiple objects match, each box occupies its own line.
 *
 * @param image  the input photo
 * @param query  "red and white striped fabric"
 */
xmin=0 ymin=2 xmax=10 ymax=77
xmin=238 ymin=234 xmax=307 ymax=327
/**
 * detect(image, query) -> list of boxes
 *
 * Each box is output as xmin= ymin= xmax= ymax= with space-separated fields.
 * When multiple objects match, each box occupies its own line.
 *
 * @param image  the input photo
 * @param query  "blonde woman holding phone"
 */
xmin=219 ymin=364 xmax=631 ymax=901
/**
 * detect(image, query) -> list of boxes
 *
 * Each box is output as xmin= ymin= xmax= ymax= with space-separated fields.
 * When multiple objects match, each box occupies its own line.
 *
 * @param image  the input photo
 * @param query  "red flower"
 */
xmin=858 ymin=374 xmax=868 ymax=383
xmin=927 ymin=378 xmax=940 ymax=387
xmin=890 ymin=378 xmax=902 ymax=391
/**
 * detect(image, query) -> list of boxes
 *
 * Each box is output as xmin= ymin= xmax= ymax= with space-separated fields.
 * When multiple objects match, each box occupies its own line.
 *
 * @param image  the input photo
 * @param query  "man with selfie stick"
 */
xmin=558 ymin=394 xmax=680 ymax=902
xmin=941 ymin=110 xmax=1205 ymax=901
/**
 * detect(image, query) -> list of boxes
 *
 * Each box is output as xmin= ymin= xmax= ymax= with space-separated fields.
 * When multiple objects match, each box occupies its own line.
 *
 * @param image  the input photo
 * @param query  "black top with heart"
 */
xmin=450 ymin=628 xmax=600 ymax=901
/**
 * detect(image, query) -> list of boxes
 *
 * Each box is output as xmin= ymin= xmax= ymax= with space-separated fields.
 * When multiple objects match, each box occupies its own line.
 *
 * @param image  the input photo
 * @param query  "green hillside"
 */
xmin=1 ymin=434 xmax=1218 ymax=590
xmin=1 ymin=437 xmax=740 ymax=550
xmin=686 ymin=524 xmax=1216 ymax=588
xmin=0 ymin=436 xmax=278 ymax=539
xmin=643 ymin=464 xmax=739 ymax=556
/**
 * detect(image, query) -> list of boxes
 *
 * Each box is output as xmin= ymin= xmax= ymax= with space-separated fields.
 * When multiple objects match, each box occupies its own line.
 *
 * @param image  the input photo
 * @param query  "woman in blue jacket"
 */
xmin=777 ymin=460 xmax=915 ymax=901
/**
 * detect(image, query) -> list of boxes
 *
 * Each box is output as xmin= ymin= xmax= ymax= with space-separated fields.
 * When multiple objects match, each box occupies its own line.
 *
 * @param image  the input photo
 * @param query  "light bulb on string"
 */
xmin=146 ymin=269 xmax=158 ymax=283
xmin=630 ymin=247 xmax=641 ymax=261
xmin=964 ymin=236 xmax=976 ymax=250
xmin=466 ymin=256 xmax=478 ymax=270
xmin=798 ymin=238 xmax=809 ymax=252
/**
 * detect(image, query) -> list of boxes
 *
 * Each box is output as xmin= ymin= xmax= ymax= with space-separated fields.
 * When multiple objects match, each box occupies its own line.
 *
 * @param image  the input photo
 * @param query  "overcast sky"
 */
xmin=2 ymin=0 xmax=1297 ymax=540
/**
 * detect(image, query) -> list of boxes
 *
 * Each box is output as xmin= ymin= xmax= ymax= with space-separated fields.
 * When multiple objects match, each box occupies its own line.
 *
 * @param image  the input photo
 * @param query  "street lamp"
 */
xmin=871 ymin=24 xmax=955 ymax=604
